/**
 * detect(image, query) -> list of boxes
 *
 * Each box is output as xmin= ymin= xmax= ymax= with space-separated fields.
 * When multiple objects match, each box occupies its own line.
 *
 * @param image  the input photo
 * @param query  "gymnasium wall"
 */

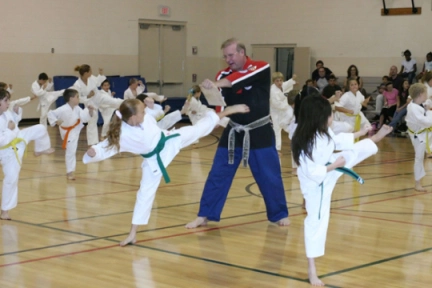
xmin=223 ymin=0 xmax=432 ymax=79
xmin=0 ymin=0 xmax=224 ymax=118
xmin=1 ymin=0 xmax=431 ymax=119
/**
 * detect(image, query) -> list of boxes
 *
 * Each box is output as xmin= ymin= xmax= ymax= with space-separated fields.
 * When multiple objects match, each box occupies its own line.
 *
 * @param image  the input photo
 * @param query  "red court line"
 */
xmin=0 ymin=212 xmax=304 ymax=268
xmin=2 ymin=187 xmax=428 ymax=268
xmin=331 ymin=211 xmax=432 ymax=228
xmin=333 ymin=191 xmax=431 ymax=210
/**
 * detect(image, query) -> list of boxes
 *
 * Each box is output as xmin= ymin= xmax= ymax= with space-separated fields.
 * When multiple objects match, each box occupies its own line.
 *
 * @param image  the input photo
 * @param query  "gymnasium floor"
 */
xmin=0 ymin=124 xmax=431 ymax=287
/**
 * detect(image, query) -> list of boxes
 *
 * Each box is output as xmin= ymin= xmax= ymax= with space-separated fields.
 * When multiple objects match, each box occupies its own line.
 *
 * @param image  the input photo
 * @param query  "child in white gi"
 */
xmin=31 ymin=73 xmax=65 ymax=127
xmin=335 ymin=78 xmax=371 ymax=136
xmin=0 ymin=89 xmax=54 ymax=220
xmin=99 ymin=80 xmax=117 ymax=140
xmin=137 ymin=93 xmax=184 ymax=130
xmin=48 ymin=89 xmax=94 ymax=180
xmin=405 ymin=83 xmax=432 ymax=192
xmin=73 ymin=65 xmax=123 ymax=146
xmin=82 ymin=99 xmax=249 ymax=246
xmin=270 ymin=72 xmax=296 ymax=153
xmin=291 ymin=96 xmax=392 ymax=286
xmin=123 ymin=78 xmax=145 ymax=100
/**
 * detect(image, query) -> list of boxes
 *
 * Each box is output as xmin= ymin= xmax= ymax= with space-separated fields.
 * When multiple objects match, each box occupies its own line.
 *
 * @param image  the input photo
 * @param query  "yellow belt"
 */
xmin=345 ymin=113 xmax=361 ymax=142
xmin=0 ymin=138 xmax=27 ymax=165
xmin=408 ymin=127 xmax=432 ymax=153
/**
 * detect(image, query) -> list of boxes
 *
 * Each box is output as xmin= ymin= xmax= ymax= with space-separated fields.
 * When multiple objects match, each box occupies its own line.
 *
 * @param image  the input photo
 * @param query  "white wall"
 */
xmin=222 ymin=0 xmax=432 ymax=77
xmin=0 ymin=0 xmax=225 ymax=118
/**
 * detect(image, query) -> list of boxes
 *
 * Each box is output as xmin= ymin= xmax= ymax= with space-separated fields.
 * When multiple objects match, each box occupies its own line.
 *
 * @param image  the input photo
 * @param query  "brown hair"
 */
xmin=220 ymin=38 xmax=246 ymax=55
xmin=409 ymin=83 xmax=426 ymax=100
xmin=107 ymin=99 xmax=142 ymax=150
xmin=74 ymin=64 xmax=91 ymax=76
xmin=63 ymin=89 xmax=79 ymax=103
xmin=0 ymin=89 xmax=11 ymax=101
xmin=129 ymin=78 xmax=138 ymax=85
xmin=0 ymin=82 xmax=7 ymax=89
xmin=287 ymin=90 xmax=299 ymax=105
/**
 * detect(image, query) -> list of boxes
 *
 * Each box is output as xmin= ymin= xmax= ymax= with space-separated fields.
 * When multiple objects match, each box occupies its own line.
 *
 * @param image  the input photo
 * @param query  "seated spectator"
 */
xmin=418 ymin=52 xmax=432 ymax=79
xmin=389 ymin=79 xmax=411 ymax=132
xmin=378 ymin=82 xmax=399 ymax=128
xmin=344 ymin=65 xmax=363 ymax=90
xmin=311 ymin=60 xmax=333 ymax=81
xmin=389 ymin=65 xmax=404 ymax=91
xmin=400 ymin=50 xmax=417 ymax=84
xmin=316 ymin=67 xmax=329 ymax=92
xmin=372 ymin=83 xmax=386 ymax=120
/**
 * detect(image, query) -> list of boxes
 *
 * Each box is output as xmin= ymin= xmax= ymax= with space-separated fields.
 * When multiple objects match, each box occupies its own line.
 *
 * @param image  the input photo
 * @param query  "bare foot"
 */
xmin=185 ymin=217 xmax=208 ymax=228
xmin=67 ymin=172 xmax=76 ymax=181
xmin=308 ymin=272 xmax=325 ymax=286
xmin=370 ymin=125 xmax=393 ymax=143
xmin=1 ymin=210 xmax=11 ymax=220
xmin=415 ymin=181 xmax=427 ymax=192
xmin=120 ymin=224 xmax=138 ymax=246
xmin=119 ymin=234 xmax=137 ymax=246
xmin=34 ymin=148 xmax=55 ymax=157
xmin=220 ymin=104 xmax=250 ymax=117
xmin=277 ymin=217 xmax=290 ymax=226
xmin=292 ymin=168 xmax=297 ymax=175
xmin=277 ymin=151 xmax=282 ymax=158
xmin=308 ymin=258 xmax=325 ymax=286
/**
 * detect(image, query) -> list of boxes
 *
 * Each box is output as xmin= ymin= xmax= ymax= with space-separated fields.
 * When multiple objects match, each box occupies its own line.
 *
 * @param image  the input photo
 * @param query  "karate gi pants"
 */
xmin=131 ymin=111 xmax=219 ymax=225
xmin=0 ymin=124 xmax=51 ymax=211
xmin=304 ymin=139 xmax=378 ymax=258
xmin=408 ymin=134 xmax=427 ymax=181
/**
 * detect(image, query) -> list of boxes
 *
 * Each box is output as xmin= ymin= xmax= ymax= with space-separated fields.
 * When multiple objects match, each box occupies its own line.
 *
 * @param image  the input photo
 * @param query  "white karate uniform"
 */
xmin=48 ymin=104 xmax=91 ymax=173
xmin=31 ymin=81 xmax=64 ymax=127
xmin=270 ymin=79 xmax=296 ymax=151
xmin=405 ymin=102 xmax=432 ymax=181
xmin=297 ymin=128 xmax=378 ymax=258
xmin=73 ymin=75 xmax=122 ymax=145
xmin=186 ymin=97 xmax=209 ymax=125
xmin=0 ymin=109 xmax=51 ymax=211
xmin=99 ymin=89 xmax=116 ymax=138
xmin=9 ymin=96 xmax=31 ymax=112
xmin=123 ymin=85 xmax=145 ymax=100
xmin=145 ymin=104 xmax=181 ymax=130
xmin=335 ymin=91 xmax=370 ymax=131
xmin=83 ymin=110 xmax=220 ymax=225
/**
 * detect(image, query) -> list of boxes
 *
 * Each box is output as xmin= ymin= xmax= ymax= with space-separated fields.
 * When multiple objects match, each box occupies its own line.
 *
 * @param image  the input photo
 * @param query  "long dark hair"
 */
xmin=292 ymin=96 xmax=332 ymax=166
xmin=347 ymin=64 xmax=359 ymax=78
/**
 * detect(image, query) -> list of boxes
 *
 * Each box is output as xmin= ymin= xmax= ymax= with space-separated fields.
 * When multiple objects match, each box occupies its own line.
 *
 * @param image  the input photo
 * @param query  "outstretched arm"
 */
xmin=83 ymin=139 xmax=119 ymax=164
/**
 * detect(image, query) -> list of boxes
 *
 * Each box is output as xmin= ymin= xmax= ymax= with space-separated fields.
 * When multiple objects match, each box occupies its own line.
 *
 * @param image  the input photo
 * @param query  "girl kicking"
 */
xmin=82 ymin=99 xmax=249 ymax=246
xmin=291 ymin=96 xmax=392 ymax=286
xmin=0 ymin=89 xmax=54 ymax=220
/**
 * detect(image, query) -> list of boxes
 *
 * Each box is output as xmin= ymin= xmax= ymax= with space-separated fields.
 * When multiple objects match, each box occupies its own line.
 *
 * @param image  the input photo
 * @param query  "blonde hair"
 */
xmin=422 ymin=71 xmax=432 ymax=84
xmin=272 ymin=72 xmax=284 ymax=83
xmin=187 ymin=85 xmax=201 ymax=101
xmin=287 ymin=90 xmax=299 ymax=105
xmin=107 ymin=99 xmax=142 ymax=150
xmin=409 ymin=83 xmax=426 ymax=100
xmin=220 ymin=38 xmax=246 ymax=55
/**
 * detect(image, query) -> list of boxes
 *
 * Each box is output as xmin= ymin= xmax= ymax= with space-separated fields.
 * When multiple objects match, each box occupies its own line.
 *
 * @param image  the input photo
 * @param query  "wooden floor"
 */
xmin=1 ymin=124 xmax=432 ymax=288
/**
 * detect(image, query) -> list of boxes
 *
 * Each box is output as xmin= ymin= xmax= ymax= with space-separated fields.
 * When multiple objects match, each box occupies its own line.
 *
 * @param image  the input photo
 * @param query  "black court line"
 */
xmin=319 ymin=246 xmax=432 ymax=280
xmin=109 ymin=240 xmax=341 ymax=288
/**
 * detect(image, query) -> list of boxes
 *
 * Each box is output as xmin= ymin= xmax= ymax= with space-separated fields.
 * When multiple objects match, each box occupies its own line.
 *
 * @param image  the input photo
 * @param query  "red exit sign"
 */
xmin=159 ymin=5 xmax=170 ymax=16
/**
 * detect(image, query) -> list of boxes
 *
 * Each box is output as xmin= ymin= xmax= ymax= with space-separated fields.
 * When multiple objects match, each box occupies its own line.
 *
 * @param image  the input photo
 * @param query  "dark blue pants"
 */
xmin=197 ymin=147 xmax=289 ymax=222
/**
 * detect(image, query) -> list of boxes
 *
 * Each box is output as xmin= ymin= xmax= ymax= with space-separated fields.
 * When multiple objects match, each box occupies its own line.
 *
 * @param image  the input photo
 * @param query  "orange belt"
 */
xmin=60 ymin=119 xmax=81 ymax=149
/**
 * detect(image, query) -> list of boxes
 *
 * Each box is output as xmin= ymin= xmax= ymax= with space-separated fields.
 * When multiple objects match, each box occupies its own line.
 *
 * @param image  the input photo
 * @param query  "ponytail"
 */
xmin=106 ymin=99 xmax=141 ymax=150
xmin=186 ymin=85 xmax=201 ymax=101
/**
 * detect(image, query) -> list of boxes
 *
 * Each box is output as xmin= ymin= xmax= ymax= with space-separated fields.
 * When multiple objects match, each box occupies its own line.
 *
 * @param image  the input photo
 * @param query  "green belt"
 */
xmin=141 ymin=132 xmax=180 ymax=183
xmin=317 ymin=163 xmax=364 ymax=220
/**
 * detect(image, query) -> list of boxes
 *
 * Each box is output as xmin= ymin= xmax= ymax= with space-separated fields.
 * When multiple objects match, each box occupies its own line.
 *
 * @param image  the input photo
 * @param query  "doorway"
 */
xmin=138 ymin=20 xmax=186 ymax=97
